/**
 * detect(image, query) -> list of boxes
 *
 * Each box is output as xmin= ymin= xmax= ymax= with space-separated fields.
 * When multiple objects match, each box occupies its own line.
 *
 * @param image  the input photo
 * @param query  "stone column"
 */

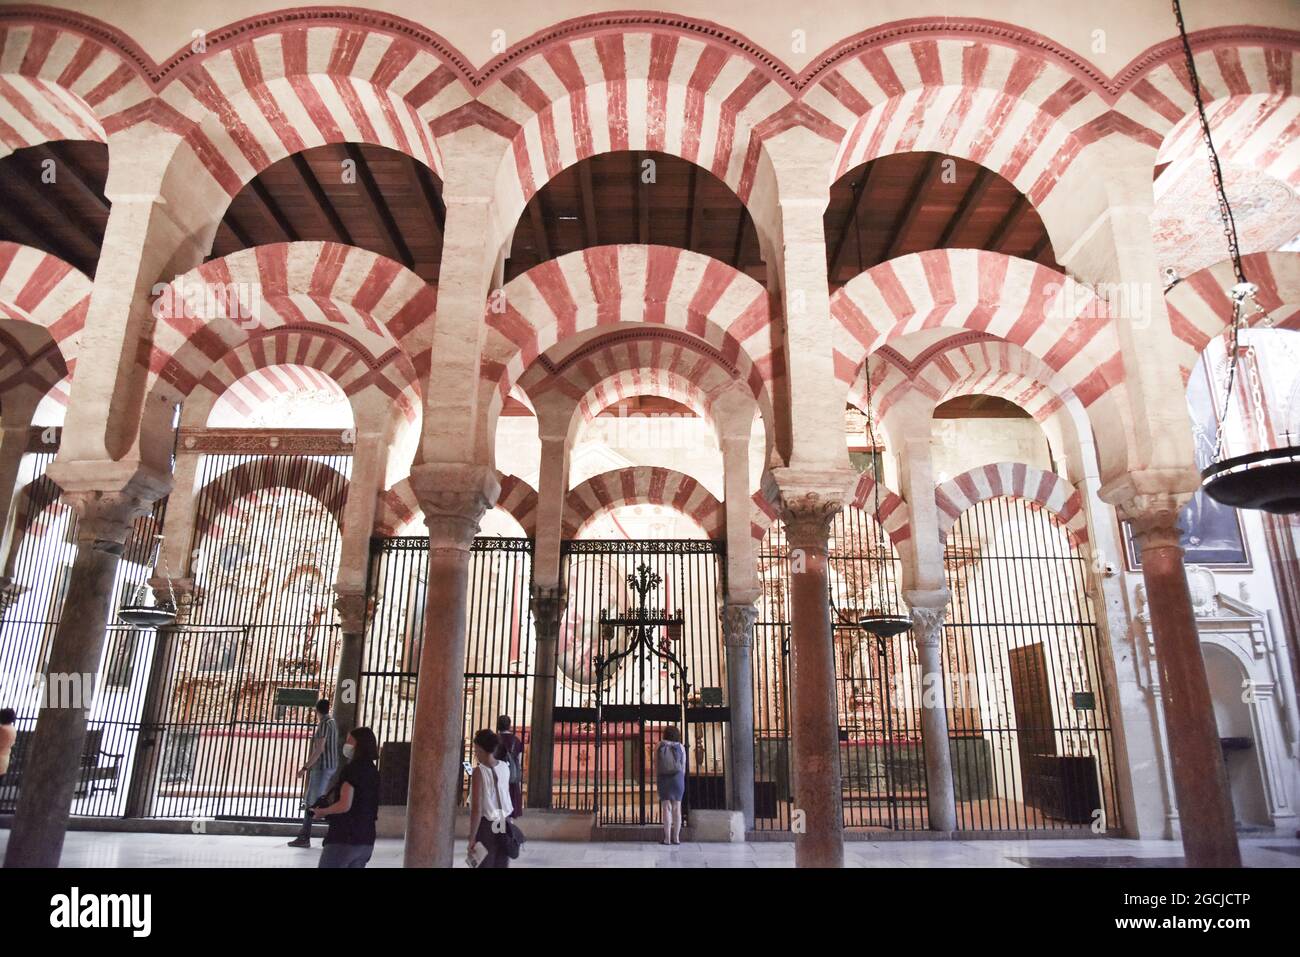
xmin=1124 ymin=498 xmax=1241 ymax=867
xmin=526 ymin=413 xmax=571 ymax=808
xmin=775 ymin=468 xmax=855 ymax=868
xmin=4 ymin=481 xmax=165 ymax=867
xmin=906 ymin=597 xmax=957 ymax=831
xmin=0 ymin=395 xmax=38 ymax=584
xmin=403 ymin=463 xmax=498 ymax=868
xmin=332 ymin=589 xmax=370 ymax=740
xmin=723 ymin=601 xmax=759 ymax=829
xmin=525 ymin=583 xmax=564 ymax=808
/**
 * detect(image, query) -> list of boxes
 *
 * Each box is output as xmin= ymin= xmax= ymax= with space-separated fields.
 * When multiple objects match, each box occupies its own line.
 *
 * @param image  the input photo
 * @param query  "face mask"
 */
xmin=342 ymin=743 xmax=355 ymax=759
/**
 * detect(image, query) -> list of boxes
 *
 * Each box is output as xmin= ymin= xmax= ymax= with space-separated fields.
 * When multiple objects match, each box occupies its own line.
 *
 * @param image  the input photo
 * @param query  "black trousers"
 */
xmin=474 ymin=818 xmax=510 ymax=869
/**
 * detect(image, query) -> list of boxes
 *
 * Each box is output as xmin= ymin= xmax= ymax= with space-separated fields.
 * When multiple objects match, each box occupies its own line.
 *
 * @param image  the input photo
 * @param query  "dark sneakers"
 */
xmin=286 ymin=838 xmax=311 ymax=848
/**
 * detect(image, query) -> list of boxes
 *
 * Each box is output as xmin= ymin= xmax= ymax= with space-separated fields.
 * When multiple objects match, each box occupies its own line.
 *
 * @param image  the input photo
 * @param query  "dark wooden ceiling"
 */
xmin=0 ymin=143 xmax=1057 ymax=294
xmin=0 ymin=140 xmax=109 ymax=278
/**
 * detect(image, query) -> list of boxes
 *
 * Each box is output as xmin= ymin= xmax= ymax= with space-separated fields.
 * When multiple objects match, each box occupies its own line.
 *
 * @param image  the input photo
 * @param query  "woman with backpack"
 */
xmin=493 ymin=715 xmax=524 ymax=819
xmin=656 ymin=726 xmax=687 ymax=846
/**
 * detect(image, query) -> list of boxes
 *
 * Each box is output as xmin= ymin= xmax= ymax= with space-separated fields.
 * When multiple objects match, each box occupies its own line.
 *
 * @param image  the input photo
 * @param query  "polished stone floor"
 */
xmin=3 ymin=830 xmax=1297 ymax=867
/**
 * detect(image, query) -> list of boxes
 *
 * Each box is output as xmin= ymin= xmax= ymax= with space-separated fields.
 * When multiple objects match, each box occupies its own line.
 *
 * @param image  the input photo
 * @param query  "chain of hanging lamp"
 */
xmin=1172 ymin=0 xmax=1274 ymax=463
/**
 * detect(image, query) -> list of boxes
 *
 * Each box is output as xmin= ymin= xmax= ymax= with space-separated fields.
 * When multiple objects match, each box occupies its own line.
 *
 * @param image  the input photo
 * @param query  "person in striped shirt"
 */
xmin=288 ymin=698 xmax=339 ymax=849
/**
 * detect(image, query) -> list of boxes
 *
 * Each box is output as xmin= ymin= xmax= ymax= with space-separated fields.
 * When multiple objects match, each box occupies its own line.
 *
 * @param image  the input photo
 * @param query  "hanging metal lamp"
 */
xmin=855 ymin=357 xmax=912 ymax=640
xmin=118 ymin=534 xmax=178 ymax=628
xmin=1171 ymin=0 xmax=1300 ymax=514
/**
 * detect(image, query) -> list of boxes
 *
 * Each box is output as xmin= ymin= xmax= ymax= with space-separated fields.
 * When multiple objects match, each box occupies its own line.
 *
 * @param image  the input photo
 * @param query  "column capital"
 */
xmin=59 ymin=477 xmax=168 ymax=550
xmin=1103 ymin=484 xmax=1193 ymax=553
xmin=334 ymin=588 xmax=374 ymax=635
xmin=409 ymin=463 xmax=500 ymax=552
xmin=907 ymin=603 xmax=949 ymax=647
xmin=772 ymin=466 xmax=856 ymax=550
xmin=722 ymin=601 xmax=759 ymax=649
xmin=529 ymin=583 xmax=567 ymax=629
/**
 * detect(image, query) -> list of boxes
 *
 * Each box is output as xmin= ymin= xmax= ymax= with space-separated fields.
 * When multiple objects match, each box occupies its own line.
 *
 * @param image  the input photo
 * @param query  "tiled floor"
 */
xmin=3 ymin=830 xmax=1298 ymax=867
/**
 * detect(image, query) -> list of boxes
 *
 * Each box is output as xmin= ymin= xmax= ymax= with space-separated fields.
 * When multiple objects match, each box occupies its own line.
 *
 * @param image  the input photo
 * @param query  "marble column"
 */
xmin=0 ymin=398 xmax=38 ymax=588
xmin=776 ymin=470 xmax=854 ymax=868
xmin=907 ymin=599 xmax=957 ymax=831
xmin=4 ymin=484 xmax=162 ymax=867
xmin=526 ymin=583 xmax=564 ymax=808
xmin=332 ymin=589 xmax=370 ymax=739
xmin=723 ymin=601 xmax=758 ymax=829
xmin=403 ymin=463 xmax=498 ymax=868
xmin=1127 ymin=501 xmax=1241 ymax=867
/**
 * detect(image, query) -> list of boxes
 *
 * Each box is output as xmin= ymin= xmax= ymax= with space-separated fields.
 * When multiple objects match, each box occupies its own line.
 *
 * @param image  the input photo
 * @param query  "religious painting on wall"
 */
xmin=1122 ymin=355 xmax=1250 ymax=568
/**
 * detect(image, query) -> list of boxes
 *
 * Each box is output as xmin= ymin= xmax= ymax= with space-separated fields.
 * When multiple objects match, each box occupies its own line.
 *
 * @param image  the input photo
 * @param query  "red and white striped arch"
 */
xmin=205 ymin=364 xmax=350 ymax=426
xmin=468 ymin=27 xmax=796 ymax=216
xmin=0 ymin=19 xmax=152 ymax=156
xmin=0 ymin=242 xmax=90 ymax=365
xmin=804 ymin=35 xmax=1110 ymax=210
xmin=1166 ymin=251 xmax=1300 ymax=378
xmin=375 ymin=472 xmax=539 ymax=538
xmin=156 ymin=20 xmax=470 ymax=205
xmin=1114 ymin=39 xmax=1300 ymax=154
xmin=831 ymin=249 xmax=1122 ymax=409
xmin=563 ymin=466 xmax=723 ymax=540
xmin=193 ymin=455 xmax=350 ymax=541
xmin=935 ymin=462 xmax=1087 ymax=548
xmin=149 ymin=242 xmax=433 ymax=403
xmin=858 ymin=336 xmax=1081 ymax=425
xmin=484 ymin=245 xmax=774 ymax=422
xmin=1158 ymin=92 xmax=1300 ymax=189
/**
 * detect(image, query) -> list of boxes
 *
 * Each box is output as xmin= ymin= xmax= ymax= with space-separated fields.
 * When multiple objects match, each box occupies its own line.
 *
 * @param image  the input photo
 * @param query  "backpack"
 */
xmin=500 ymin=733 xmax=522 ymax=786
xmin=658 ymin=741 xmax=683 ymax=775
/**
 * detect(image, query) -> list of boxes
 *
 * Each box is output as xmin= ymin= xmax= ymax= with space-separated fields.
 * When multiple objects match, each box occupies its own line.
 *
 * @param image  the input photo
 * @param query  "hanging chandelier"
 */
xmin=118 ymin=534 xmax=178 ymax=628
xmin=1173 ymin=0 xmax=1300 ymax=514
xmin=854 ymin=359 xmax=911 ymax=639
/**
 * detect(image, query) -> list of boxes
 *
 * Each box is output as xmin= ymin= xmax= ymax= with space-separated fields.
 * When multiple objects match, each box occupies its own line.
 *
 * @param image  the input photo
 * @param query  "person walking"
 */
xmin=656 ymin=726 xmax=687 ymax=846
xmin=467 ymin=728 xmax=513 ymax=868
xmin=288 ymin=698 xmax=339 ymax=849
xmin=312 ymin=727 xmax=381 ymax=868
xmin=493 ymin=715 xmax=524 ymax=819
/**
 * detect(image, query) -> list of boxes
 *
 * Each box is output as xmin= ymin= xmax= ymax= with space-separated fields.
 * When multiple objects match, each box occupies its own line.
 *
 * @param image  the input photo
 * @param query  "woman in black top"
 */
xmin=312 ymin=727 xmax=381 ymax=868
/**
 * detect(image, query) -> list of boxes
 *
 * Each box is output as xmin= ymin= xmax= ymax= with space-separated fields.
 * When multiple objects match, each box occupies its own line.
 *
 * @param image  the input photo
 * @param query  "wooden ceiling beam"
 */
xmin=882 ymin=153 xmax=942 ymax=262
xmin=828 ymin=161 xmax=880 ymax=280
xmin=412 ymin=159 xmax=446 ymax=242
xmin=527 ymin=192 xmax=553 ymax=262
xmin=248 ymin=178 xmax=299 ymax=243
xmin=634 ymin=153 xmax=649 ymax=244
xmin=936 ymin=165 xmax=994 ymax=249
xmin=686 ymin=164 xmax=704 ymax=252
xmin=344 ymin=143 xmax=415 ymax=268
xmin=292 ymin=154 xmax=353 ymax=246
xmin=37 ymin=143 xmax=109 ymax=216
xmin=1027 ymin=232 xmax=1053 ymax=264
xmin=578 ymin=162 xmax=598 ymax=247
xmin=985 ymin=193 xmax=1029 ymax=253
xmin=220 ymin=211 xmax=255 ymax=250
xmin=0 ymin=171 xmax=100 ymax=272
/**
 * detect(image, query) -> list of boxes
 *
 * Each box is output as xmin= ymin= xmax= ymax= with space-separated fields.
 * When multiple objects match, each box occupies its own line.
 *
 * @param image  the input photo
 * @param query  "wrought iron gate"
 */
xmin=359 ymin=536 xmax=535 ymax=807
xmin=0 ymin=448 xmax=167 ymax=818
xmin=943 ymin=496 xmax=1121 ymax=832
xmin=755 ymin=508 xmax=927 ymax=831
xmin=551 ymin=539 xmax=726 ymax=826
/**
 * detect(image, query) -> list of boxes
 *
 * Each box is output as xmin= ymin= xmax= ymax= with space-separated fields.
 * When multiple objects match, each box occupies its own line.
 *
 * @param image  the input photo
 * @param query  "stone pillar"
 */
xmin=0 ymin=396 xmax=38 ymax=584
xmin=526 ymin=415 xmax=571 ymax=808
xmin=775 ymin=468 xmax=855 ymax=868
xmin=723 ymin=601 xmax=758 ymax=829
xmin=150 ymin=446 xmax=203 ymax=593
xmin=333 ymin=589 xmax=370 ymax=740
xmin=4 ymin=481 xmax=164 ymax=867
xmin=525 ymin=583 xmax=564 ymax=808
xmin=906 ymin=597 xmax=957 ymax=831
xmin=403 ymin=463 xmax=498 ymax=868
xmin=1124 ymin=499 xmax=1241 ymax=867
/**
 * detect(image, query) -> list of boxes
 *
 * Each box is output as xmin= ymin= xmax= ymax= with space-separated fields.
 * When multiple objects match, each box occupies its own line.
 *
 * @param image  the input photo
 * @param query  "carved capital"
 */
xmin=1117 ymin=492 xmax=1191 ymax=553
xmin=334 ymin=588 xmax=374 ymax=635
xmin=63 ymin=489 xmax=154 ymax=552
xmin=722 ymin=602 xmax=759 ymax=649
xmin=530 ymin=584 xmax=567 ymax=639
xmin=909 ymin=604 xmax=949 ymax=647
xmin=408 ymin=463 xmax=500 ymax=552
xmin=772 ymin=466 xmax=856 ymax=551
